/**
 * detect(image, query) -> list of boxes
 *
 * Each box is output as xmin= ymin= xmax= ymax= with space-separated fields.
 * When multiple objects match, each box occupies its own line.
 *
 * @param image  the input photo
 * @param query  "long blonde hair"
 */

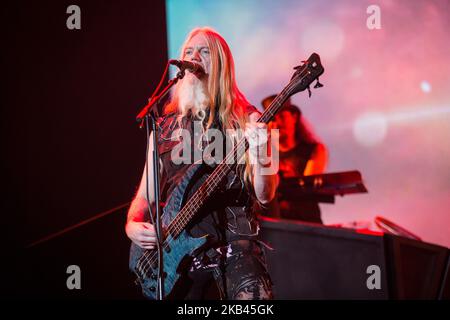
xmin=165 ymin=27 xmax=254 ymax=185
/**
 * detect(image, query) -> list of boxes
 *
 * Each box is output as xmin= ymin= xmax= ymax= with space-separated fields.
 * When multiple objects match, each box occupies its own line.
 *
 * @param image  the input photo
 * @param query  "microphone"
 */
xmin=169 ymin=59 xmax=205 ymax=74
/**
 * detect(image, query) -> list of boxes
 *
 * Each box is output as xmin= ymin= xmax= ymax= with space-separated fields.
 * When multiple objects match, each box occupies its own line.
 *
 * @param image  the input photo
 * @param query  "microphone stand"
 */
xmin=135 ymin=69 xmax=186 ymax=300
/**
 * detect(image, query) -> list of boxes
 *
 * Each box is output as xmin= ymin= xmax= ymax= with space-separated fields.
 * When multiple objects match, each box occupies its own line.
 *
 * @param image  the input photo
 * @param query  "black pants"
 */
xmin=182 ymin=240 xmax=273 ymax=300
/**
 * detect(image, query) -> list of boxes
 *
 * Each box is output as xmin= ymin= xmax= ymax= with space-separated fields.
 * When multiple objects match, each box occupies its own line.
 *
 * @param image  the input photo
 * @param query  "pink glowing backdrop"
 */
xmin=167 ymin=0 xmax=450 ymax=247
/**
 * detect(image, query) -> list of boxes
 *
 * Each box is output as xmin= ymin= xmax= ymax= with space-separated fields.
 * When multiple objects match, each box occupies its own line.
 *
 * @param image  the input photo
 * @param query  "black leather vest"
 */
xmin=156 ymin=110 xmax=260 ymax=247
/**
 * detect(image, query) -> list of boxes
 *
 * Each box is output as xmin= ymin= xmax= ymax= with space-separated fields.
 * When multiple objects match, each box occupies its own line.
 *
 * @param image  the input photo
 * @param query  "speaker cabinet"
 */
xmin=384 ymin=234 xmax=448 ymax=299
xmin=259 ymin=218 xmax=448 ymax=299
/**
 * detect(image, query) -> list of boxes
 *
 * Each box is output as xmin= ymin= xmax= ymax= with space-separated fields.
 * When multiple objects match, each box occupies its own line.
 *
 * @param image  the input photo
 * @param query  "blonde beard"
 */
xmin=177 ymin=73 xmax=209 ymax=121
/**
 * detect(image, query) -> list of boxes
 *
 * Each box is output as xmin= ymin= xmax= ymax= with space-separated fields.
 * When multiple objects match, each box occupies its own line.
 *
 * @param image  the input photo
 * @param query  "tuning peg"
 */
xmin=307 ymin=86 xmax=312 ymax=98
xmin=314 ymin=78 xmax=324 ymax=89
xmin=294 ymin=61 xmax=307 ymax=70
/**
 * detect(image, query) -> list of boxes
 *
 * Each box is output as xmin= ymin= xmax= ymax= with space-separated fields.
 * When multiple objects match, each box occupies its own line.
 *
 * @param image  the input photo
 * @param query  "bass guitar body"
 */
xmin=129 ymin=164 xmax=208 ymax=299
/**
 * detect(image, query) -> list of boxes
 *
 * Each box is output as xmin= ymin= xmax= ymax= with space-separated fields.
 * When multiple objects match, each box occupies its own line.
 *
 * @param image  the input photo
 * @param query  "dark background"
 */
xmin=2 ymin=0 xmax=167 ymax=298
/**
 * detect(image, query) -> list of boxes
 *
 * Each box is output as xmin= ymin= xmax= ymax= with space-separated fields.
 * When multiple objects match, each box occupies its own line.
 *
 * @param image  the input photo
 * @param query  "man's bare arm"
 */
xmin=304 ymin=143 xmax=327 ymax=176
xmin=127 ymin=132 xmax=156 ymax=222
xmin=125 ymin=132 xmax=158 ymax=249
xmin=247 ymin=112 xmax=278 ymax=205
